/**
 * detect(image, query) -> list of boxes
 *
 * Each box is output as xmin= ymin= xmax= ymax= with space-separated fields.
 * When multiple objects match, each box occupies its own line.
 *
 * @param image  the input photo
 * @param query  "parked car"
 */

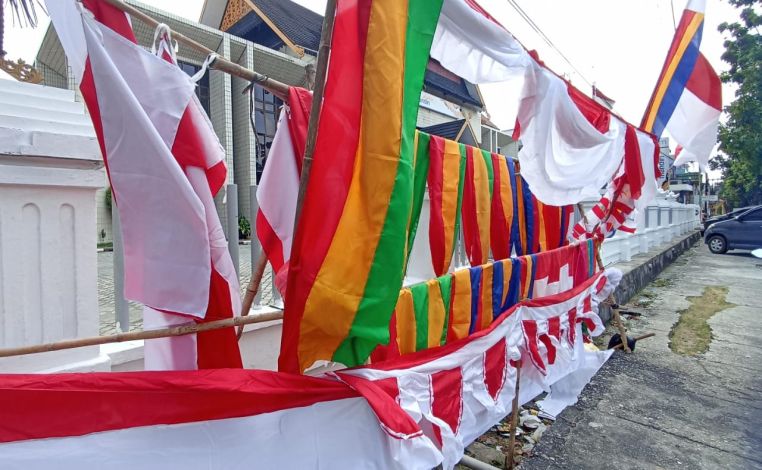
xmin=702 ymin=206 xmax=755 ymax=234
xmin=704 ymin=206 xmax=762 ymax=254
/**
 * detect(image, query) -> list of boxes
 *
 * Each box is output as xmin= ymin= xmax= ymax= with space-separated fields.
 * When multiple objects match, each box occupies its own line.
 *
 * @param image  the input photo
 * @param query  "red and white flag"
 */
xmin=48 ymin=0 xmax=241 ymax=369
xmin=255 ymin=87 xmax=311 ymax=296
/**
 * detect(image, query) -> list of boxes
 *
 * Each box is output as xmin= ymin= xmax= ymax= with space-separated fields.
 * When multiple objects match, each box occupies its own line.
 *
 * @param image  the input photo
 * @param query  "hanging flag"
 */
xmin=280 ymin=0 xmax=446 ymax=373
xmin=641 ymin=0 xmax=721 ymax=170
xmin=256 ymin=87 xmax=311 ymax=295
xmin=48 ymin=0 xmax=241 ymax=369
xmin=406 ymin=131 xmax=433 ymax=264
xmin=461 ymin=146 xmax=493 ymax=266
xmin=490 ymin=154 xmax=517 ymax=261
xmin=428 ymin=135 xmax=467 ymax=276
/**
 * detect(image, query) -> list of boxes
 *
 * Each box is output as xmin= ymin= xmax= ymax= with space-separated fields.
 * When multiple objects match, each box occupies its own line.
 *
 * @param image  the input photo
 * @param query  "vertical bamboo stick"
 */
xmin=506 ymin=361 xmax=522 ymax=469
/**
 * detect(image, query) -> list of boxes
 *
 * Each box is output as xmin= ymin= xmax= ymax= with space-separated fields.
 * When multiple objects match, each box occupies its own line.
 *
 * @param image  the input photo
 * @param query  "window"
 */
xmin=252 ymin=86 xmax=282 ymax=183
xmin=743 ymin=209 xmax=762 ymax=221
xmin=177 ymin=61 xmax=211 ymax=116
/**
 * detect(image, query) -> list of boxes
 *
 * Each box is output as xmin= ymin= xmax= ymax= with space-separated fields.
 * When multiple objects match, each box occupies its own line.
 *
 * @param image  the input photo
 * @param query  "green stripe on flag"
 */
xmin=411 ymin=282 xmax=430 ymax=351
xmin=438 ymin=274 xmax=452 ymax=345
xmin=406 ymin=131 xmax=431 ymax=263
xmin=480 ymin=149 xmax=495 ymax=200
xmin=333 ymin=0 xmax=445 ymax=366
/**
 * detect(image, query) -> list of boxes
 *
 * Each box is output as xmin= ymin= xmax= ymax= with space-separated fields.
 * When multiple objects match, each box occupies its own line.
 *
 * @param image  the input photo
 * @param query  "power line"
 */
xmin=504 ymin=0 xmax=594 ymax=88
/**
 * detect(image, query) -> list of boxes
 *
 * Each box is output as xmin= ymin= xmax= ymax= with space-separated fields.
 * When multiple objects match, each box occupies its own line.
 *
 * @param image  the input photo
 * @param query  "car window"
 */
xmin=743 ymin=209 xmax=762 ymax=221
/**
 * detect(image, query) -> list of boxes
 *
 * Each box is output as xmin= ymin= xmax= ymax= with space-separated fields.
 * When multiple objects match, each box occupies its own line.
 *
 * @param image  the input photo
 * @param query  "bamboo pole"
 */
xmin=237 ymin=252 xmax=269 ymax=339
xmin=291 ymin=0 xmax=337 ymax=225
xmin=576 ymin=203 xmax=632 ymax=353
xmin=506 ymin=361 xmax=522 ymax=470
xmin=0 ymin=311 xmax=284 ymax=358
xmin=101 ymin=0 xmax=289 ymax=101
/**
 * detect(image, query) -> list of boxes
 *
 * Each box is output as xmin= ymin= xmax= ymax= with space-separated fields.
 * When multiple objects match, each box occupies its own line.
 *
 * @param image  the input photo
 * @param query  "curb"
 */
xmin=599 ymin=231 xmax=700 ymax=324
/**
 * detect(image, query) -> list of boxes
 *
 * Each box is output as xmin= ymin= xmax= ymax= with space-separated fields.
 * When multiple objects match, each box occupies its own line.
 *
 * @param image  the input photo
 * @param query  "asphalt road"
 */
xmin=521 ymin=243 xmax=762 ymax=470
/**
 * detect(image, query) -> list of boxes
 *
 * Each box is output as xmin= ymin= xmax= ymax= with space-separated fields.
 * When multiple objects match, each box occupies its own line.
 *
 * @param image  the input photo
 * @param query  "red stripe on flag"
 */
xmin=279 ymin=0 xmax=372 ymax=373
xmin=255 ymin=210 xmax=285 ymax=274
xmin=428 ymin=135 xmax=448 ymax=275
xmin=0 ymin=369 xmax=357 ymax=443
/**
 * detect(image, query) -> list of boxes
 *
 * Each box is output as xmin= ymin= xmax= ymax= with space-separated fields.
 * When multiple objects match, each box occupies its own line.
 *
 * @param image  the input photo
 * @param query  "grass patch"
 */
xmin=668 ymin=286 xmax=734 ymax=356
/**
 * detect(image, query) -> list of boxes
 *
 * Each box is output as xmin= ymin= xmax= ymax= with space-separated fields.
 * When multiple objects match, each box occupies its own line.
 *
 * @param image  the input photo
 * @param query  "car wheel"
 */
xmin=707 ymin=235 xmax=727 ymax=254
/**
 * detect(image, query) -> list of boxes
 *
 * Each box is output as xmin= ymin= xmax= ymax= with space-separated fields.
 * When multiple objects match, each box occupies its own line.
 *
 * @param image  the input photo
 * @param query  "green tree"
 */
xmin=713 ymin=0 xmax=762 ymax=207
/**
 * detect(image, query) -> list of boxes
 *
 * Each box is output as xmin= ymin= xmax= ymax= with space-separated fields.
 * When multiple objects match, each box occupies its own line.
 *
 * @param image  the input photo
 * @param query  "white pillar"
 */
xmin=0 ymin=80 xmax=107 ymax=372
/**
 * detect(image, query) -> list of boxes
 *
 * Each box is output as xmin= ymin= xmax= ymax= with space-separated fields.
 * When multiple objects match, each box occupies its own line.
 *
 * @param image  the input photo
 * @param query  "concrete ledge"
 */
xmin=599 ymin=230 xmax=700 ymax=324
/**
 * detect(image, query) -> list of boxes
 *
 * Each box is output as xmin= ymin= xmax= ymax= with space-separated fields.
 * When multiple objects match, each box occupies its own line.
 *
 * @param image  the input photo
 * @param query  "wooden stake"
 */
xmin=0 ymin=311 xmax=283 ymax=358
xmin=237 ymin=252 xmax=269 ymax=339
xmin=102 ymin=0 xmax=289 ymax=100
xmin=591 ymin=238 xmax=631 ymax=353
xmin=292 ymin=0 xmax=337 ymax=226
xmin=506 ymin=360 xmax=522 ymax=470
xmin=611 ymin=332 xmax=655 ymax=350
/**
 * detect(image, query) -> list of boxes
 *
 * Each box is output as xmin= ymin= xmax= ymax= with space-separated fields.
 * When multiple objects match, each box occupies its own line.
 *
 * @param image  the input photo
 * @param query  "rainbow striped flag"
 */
xmin=461 ymin=147 xmax=495 ymax=266
xmin=280 ymin=0 xmax=445 ymax=372
xmin=428 ymin=135 xmax=467 ymax=276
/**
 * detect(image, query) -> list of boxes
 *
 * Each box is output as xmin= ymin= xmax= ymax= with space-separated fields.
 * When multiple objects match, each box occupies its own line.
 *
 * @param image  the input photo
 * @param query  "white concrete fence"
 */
xmin=0 ymin=80 xmax=701 ymax=373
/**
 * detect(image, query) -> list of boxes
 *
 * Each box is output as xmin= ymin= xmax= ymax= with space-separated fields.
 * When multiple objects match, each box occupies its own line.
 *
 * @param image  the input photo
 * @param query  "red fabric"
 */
xmin=567 ymin=308 xmax=577 ymax=346
xmin=286 ymin=87 xmax=313 ymax=174
xmin=431 ymin=367 xmax=464 ymax=442
xmin=83 ymin=0 xmax=135 ymax=42
xmin=195 ymin=267 xmax=243 ymax=369
xmin=171 ymin=106 xmax=227 ymax=196
xmin=427 ymin=135 xmax=448 ymax=276
xmin=334 ymin=373 xmax=422 ymax=439
xmin=538 ymin=333 xmax=556 ymax=365
xmin=370 ymin=310 xmax=400 ymax=363
xmin=461 ymin=146 xmax=482 ymax=266
xmin=686 ymin=53 xmax=722 ymax=110
xmin=490 ymin=154 xmax=511 ymax=260
xmin=548 ymin=316 xmax=561 ymax=341
xmin=0 ymin=369 xmax=357 ymax=443
xmin=256 ymin=210 xmax=285 ymax=274
xmin=521 ymin=320 xmax=546 ymax=374
xmin=623 ymin=124 xmax=646 ymax=201
xmin=566 ymin=84 xmax=611 ymax=134
xmin=483 ymin=338 xmax=507 ymax=401
xmin=279 ymin=0 xmax=372 ymax=373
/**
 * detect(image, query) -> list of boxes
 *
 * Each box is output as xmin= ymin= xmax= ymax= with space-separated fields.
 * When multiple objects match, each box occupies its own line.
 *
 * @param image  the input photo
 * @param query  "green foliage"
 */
xmin=104 ymin=186 xmax=112 ymax=211
xmin=715 ymin=0 xmax=762 ymax=207
xmin=238 ymin=215 xmax=252 ymax=240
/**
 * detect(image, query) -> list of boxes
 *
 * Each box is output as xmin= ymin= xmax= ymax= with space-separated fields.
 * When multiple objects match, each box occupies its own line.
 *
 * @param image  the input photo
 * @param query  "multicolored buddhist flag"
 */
xmin=641 ymin=0 xmax=721 ymax=169
xmin=280 ymin=0 xmax=445 ymax=372
xmin=461 ymin=147 xmax=494 ymax=266
xmin=428 ymin=135 xmax=467 ymax=276
xmin=490 ymin=154 xmax=517 ymax=261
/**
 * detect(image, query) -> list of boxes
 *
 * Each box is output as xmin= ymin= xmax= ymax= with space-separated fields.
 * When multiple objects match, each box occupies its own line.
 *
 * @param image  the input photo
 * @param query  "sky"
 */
xmin=3 ymin=0 xmax=742 ymax=174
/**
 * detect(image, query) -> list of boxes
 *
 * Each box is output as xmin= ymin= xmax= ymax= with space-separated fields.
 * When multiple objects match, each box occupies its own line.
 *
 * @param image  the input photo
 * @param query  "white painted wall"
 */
xmin=0 ymin=79 xmax=107 ymax=372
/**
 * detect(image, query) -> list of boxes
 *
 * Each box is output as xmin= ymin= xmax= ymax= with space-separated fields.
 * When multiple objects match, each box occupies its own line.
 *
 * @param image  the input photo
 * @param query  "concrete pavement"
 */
xmin=521 ymin=243 xmax=762 ymax=469
xmin=97 ymin=243 xmax=278 ymax=334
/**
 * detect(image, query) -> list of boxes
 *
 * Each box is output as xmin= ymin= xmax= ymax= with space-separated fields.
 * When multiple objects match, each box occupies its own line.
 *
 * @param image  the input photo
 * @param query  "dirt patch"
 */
xmin=668 ymin=286 xmax=735 ymax=356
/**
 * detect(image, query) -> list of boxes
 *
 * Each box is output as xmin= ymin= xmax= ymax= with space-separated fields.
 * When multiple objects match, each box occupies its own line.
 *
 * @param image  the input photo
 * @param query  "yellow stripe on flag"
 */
xmin=426 ymin=279 xmax=446 ymax=348
xmin=395 ymin=289 xmax=416 ymax=355
xmin=297 ymin=1 xmax=409 ymax=369
xmin=450 ymin=269 xmax=472 ymax=340
xmin=643 ymin=13 xmax=705 ymax=131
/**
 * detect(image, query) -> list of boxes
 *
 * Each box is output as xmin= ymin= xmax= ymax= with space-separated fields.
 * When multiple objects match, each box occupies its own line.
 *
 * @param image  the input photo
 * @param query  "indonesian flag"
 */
xmin=641 ymin=0 xmax=722 ymax=170
xmin=47 ymin=0 xmax=241 ymax=368
xmin=255 ymin=87 xmax=311 ymax=296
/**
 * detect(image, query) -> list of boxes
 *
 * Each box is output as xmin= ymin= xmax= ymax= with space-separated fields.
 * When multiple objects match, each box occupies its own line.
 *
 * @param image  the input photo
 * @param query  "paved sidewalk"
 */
xmin=521 ymin=243 xmax=762 ymax=469
xmin=97 ymin=244 xmax=277 ymax=334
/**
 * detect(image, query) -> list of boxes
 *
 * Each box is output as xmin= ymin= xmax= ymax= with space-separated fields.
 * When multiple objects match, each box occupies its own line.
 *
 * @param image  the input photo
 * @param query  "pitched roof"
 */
xmin=419 ymin=119 xmax=478 ymax=147
xmin=227 ymin=0 xmax=322 ymax=53
xmin=226 ymin=0 xmax=483 ymax=109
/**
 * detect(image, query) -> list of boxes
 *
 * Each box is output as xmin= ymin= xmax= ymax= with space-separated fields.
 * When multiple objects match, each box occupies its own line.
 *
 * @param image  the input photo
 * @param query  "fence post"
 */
xmin=226 ymin=184 xmax=240 ymax=278
xmin=112 ymin=204 xmax=130 ymax=333
xmin=249 ymin=184 xmax=262 ymax=307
